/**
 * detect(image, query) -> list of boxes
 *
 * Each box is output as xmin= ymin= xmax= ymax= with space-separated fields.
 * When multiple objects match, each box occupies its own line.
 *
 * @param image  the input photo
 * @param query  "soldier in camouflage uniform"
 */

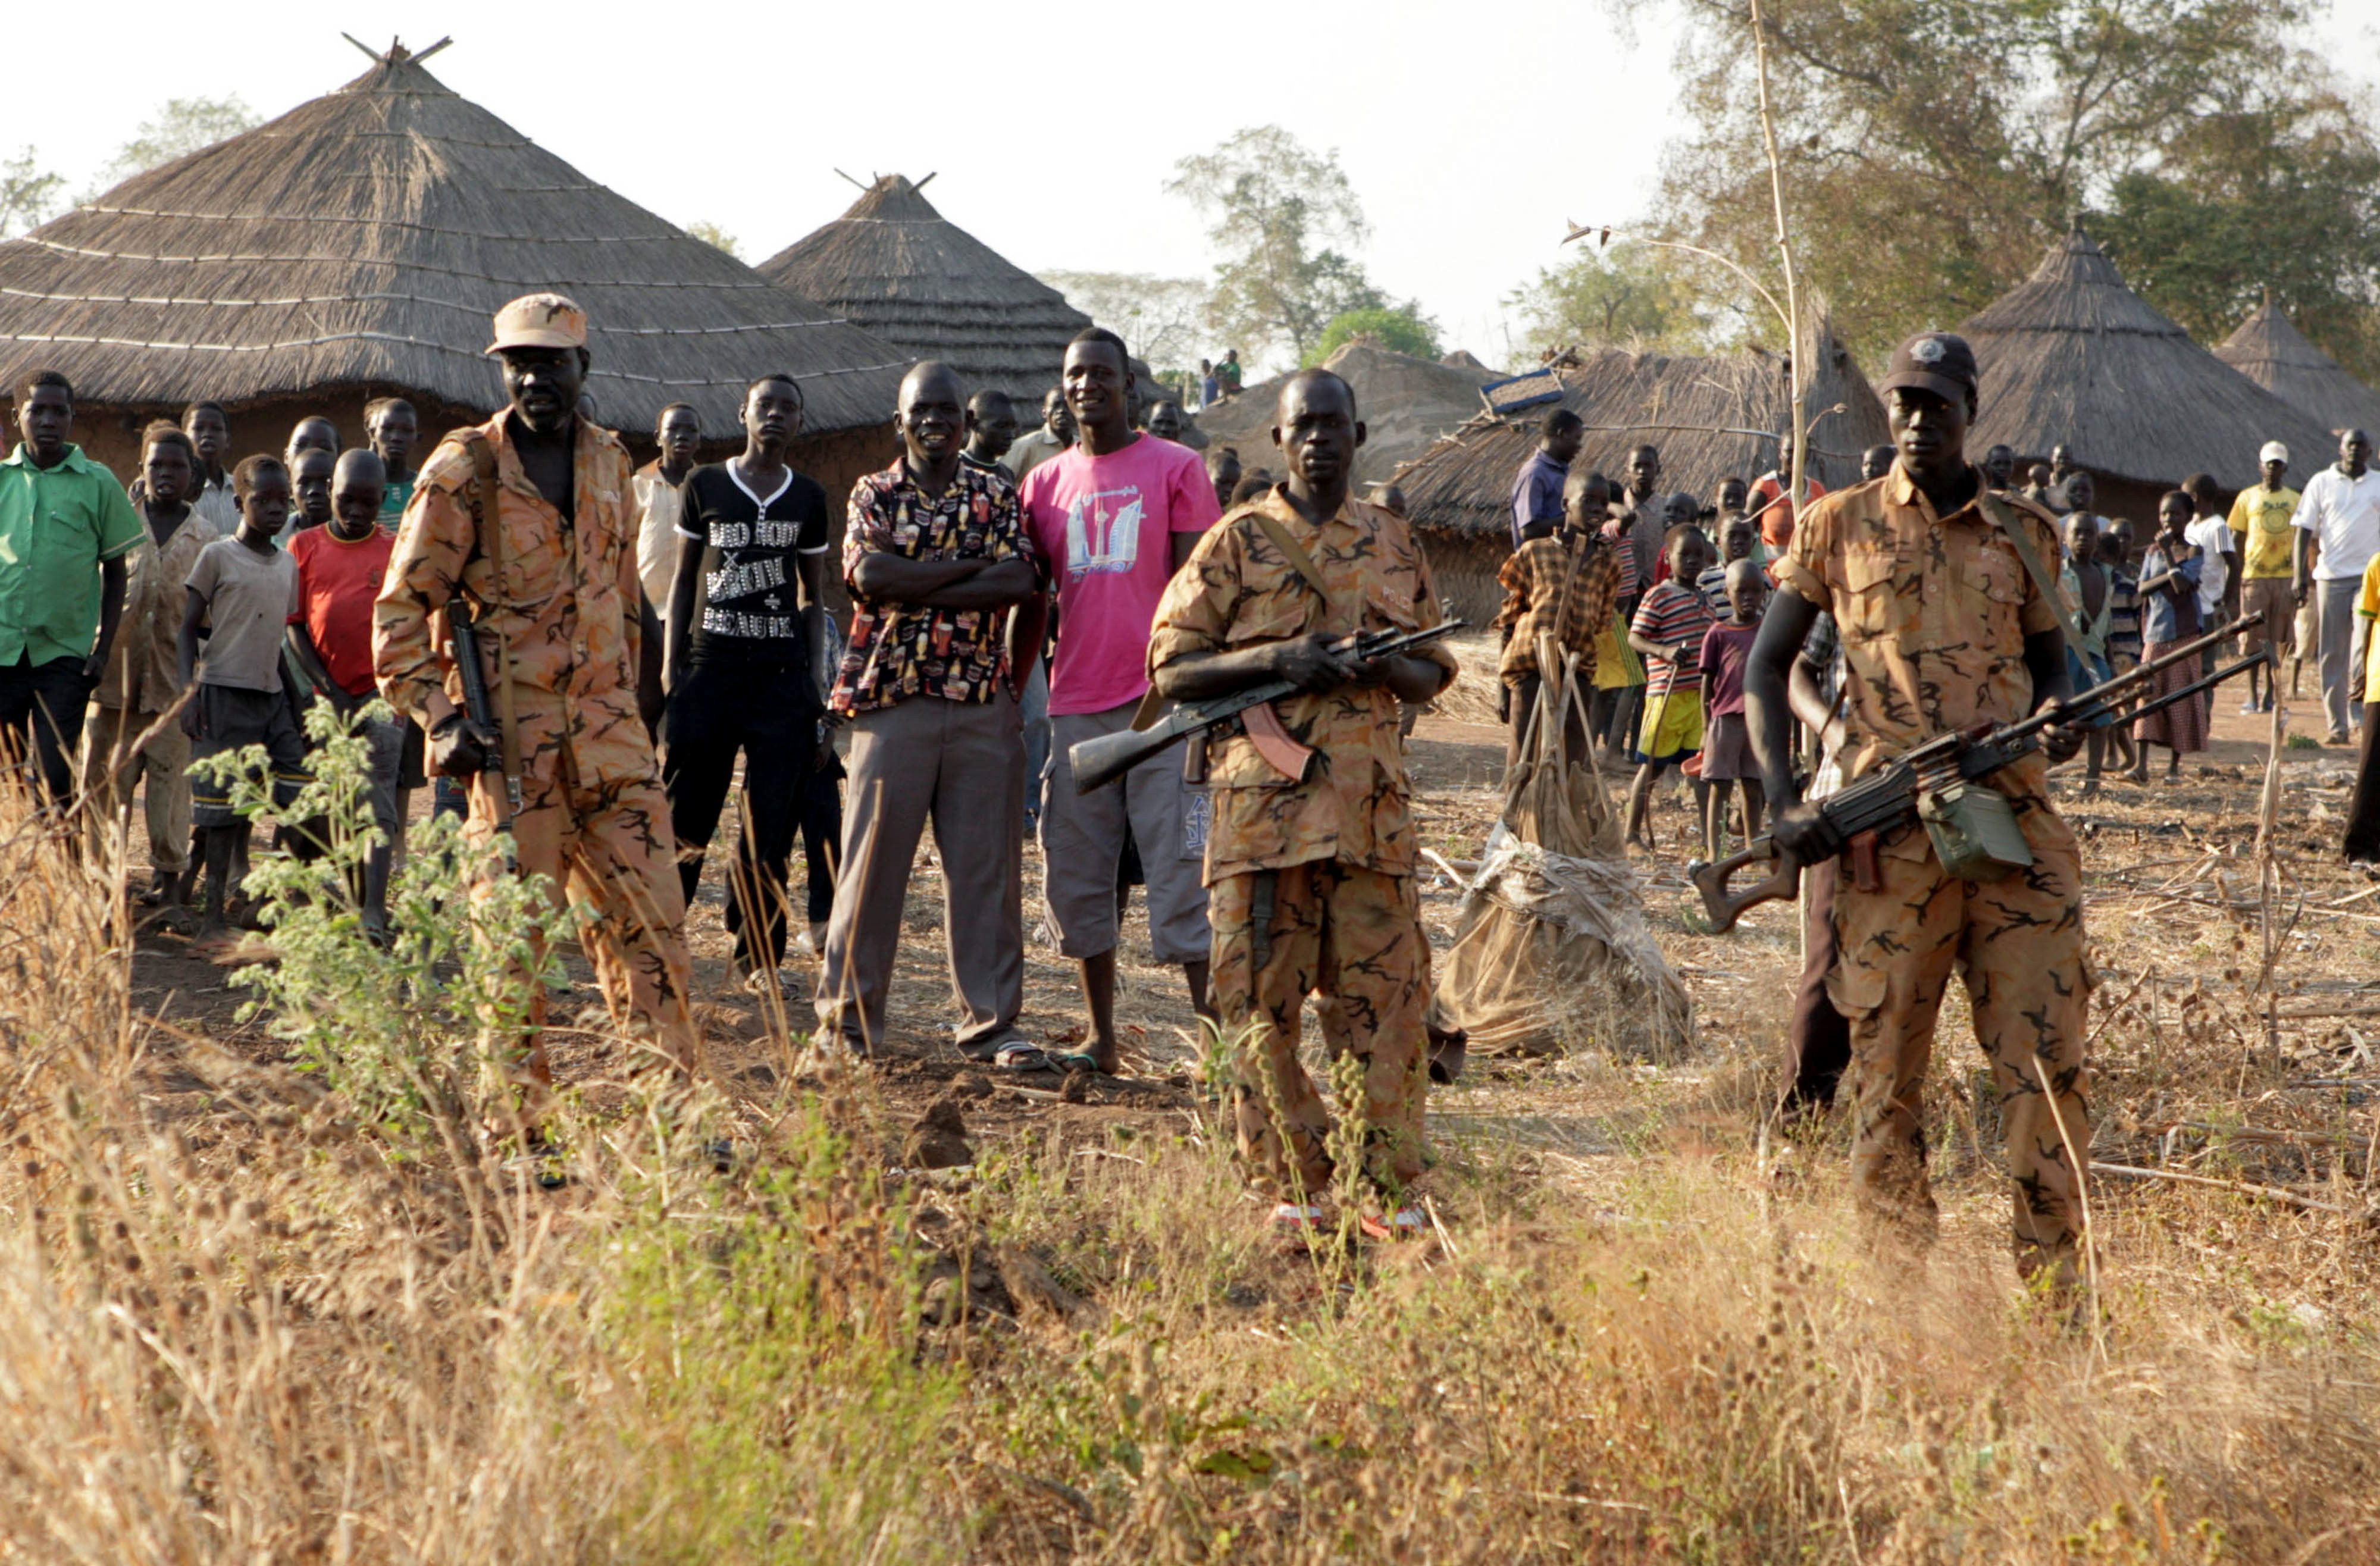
xmin=1746 ymin=331 xmax=2093 ymax=1286
xmin=1148 ymin=368 xmax=1458 ymax=1238
xmin=374 ymin=293 xmax=702 ymax=1082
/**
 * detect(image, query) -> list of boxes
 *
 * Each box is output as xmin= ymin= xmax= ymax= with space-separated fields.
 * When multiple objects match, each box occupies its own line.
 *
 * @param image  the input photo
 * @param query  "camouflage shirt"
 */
xmin=1774 ymin=464 xmax=2061 ymax=798
xmin=1495 ymin=529 xmax=1622 ymax=686
xmin=1148 ymin=486 xmax=1460 ymax=882
xmin=374 ymin=412 xmax=653 ymax=784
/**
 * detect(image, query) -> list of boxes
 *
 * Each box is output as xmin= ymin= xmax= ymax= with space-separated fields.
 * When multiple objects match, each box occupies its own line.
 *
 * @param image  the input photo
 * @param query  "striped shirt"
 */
xmin=1630 ymin=580 xmax=1718 ymax=697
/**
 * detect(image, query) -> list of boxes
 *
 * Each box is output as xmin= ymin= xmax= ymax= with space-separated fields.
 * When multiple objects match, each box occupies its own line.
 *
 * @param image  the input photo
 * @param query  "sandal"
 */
xmin=992 ymin=1040 xmax=1048 ymax=1073
xmin=1360 ymin=1205 xmax=1429 ymax=1242
xmin=1045 ymin=1047 xmax=1117 ymax=1076
xmin=1270 ymin=1202 xmax=1327 ymax=1235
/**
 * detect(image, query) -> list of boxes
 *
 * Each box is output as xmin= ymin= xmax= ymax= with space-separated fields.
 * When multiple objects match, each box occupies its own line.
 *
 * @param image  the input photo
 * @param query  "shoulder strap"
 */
xmin=1978 ymin=490 xmax=2087 ymax=650
xmin=1248 ymin=508 xmax=1331 ymax=601
xmin=462 ymin=430 xmax=503 ymax=610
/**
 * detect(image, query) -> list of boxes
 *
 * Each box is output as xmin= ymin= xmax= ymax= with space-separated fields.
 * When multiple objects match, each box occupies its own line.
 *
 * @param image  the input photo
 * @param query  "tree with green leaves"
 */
xmin=1615 ymin=0 xmax=2380 ymax=374
xmin=685 ymin=221 xmax=741 ymax=258
xmin=99 ymin=96 xmax=261 ymax=187
xmin=1503 ymin=242 xmax=1720 ymax=356
xmin=0 ymin=149 xmax=61 ymax=238
xmin=1306 ymin=306 xmax=1440 ymax=367
xmin=1038 ymin=271 xmax=1212 ymax=375
xmin=1166 ymin=126 xmax=1389 ymax=365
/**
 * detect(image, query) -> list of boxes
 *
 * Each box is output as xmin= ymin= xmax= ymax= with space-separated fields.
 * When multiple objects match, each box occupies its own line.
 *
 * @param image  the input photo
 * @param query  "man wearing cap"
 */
xmin=1745 ymin=330 xmax=2094 ymax=1291
xmin=2292 ymin=429 xmax=2380 ymax=743
xmin=2229 ymin=443 xmax=2298 ymax=713
xmin=375 ymin=293 xmax=703 ymax=1084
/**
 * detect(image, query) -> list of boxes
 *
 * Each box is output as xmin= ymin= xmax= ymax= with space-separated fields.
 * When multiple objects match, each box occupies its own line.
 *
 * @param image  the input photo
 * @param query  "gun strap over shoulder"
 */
xmin=1978 ymin=490 xmax=2087 ymax=652
xmin=1250 ymin=510 xmax=1332 ymax=602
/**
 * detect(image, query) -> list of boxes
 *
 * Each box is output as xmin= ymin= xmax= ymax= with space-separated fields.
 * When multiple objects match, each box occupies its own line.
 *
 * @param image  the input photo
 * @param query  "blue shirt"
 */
xmin=2137 ymin=544 xmax=2203 ymax=645
xmin=1508 ymin=449 xmax=1568 ymax=549
xmin=0 ymin=442 xmax=145 ymax=667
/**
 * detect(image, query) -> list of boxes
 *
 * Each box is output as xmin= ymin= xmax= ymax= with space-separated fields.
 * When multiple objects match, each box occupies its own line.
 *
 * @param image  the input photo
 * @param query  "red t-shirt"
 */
xmin=1748 ymin=472 xmax=1829 ymax=552
xmin=287 ymin=524 xmax=394 ymax=697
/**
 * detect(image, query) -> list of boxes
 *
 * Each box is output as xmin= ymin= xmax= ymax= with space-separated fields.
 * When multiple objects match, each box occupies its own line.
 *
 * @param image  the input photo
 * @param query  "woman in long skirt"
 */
xmin=2130 ymin=490 xmax=2206 ymax=783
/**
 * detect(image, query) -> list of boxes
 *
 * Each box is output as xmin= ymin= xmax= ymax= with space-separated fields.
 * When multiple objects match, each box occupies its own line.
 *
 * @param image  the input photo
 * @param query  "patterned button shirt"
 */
xmin=831 ymin=458 xmax=1031 ymax=715
xmin=1148 ymin=486 xmax=1460 ymax=883
xmin=97 ymin=505 xmax=218 ymax=712
xmin=374 ymin=411 xmax=654 ymax=785
xmin=1495 ymin=528 xmax=1622 ymax=686
xmin=1775 ymin=465 xmax=2060 ymax=800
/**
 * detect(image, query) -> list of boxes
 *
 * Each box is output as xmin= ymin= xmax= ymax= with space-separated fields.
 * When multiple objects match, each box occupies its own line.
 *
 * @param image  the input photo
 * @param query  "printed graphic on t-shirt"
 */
xmin=1063 ymin=487 xmax=1148 ymax=578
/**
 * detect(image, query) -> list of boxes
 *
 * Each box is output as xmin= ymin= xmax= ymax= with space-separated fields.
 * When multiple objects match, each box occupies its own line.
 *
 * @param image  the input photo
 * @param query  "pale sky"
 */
xmin=12 ymin=0 xmax=2380 ymax=379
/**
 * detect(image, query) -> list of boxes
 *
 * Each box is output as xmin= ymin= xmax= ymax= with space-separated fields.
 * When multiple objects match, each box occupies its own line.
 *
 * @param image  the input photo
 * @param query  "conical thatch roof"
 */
xmin=2216 ymin=300 xmax=2380 ymax=438
xmin=1396 ymin=322 xmax=1891 ymax=541
xmin=758 ymin=175 xmax=1091 ymax=407
xmin=0 ymin=46 xmax=909 ymax=434
xmin=1956 ymin=230 xmax=2329 ymax=486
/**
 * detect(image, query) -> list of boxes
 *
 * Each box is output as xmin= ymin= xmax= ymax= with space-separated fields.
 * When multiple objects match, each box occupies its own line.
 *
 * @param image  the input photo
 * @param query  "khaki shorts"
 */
xmin=1041 ymin=698 xmax=1213 ymax=966
xmin=2244 ymin=577 xmax=2296 ymax=653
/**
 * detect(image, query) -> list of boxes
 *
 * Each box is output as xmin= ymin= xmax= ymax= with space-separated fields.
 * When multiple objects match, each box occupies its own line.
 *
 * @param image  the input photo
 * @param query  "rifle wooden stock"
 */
xmin=1689 ymin=841 xmax=1798 ymax=933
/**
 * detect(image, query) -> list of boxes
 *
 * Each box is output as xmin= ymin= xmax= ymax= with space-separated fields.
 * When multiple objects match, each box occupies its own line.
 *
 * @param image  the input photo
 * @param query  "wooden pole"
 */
xmin=1747 ymin=0 xmax=1807 ymax=518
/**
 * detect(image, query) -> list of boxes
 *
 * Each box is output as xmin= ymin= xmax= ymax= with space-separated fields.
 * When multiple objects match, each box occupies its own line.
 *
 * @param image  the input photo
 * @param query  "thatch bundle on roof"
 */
xmin=2216 ymin=300 xmax=2380 ymax=440
xmin=1956 ymin=231 xmax=2330 ymax=514
xmin=1393 ymin=323 xmax=1889 ymax=622
xmin=0 ymin=45 xmax=912 ymax=482
xmin=759 ymin=175 xmax=1090 ymax=409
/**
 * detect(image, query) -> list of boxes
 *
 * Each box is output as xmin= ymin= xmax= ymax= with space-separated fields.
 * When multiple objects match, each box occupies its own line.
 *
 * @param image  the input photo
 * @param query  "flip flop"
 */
xmin=1045 ymin=1047 xmax=1117 ymax=1076
xmin=992 ymin=1041 xmax=1048 ymax=1073
xmin=1270 ymin=1202 xmax=1327 ymax=1235
xmin=1359 ymin=1206 xmax=1429 ymax=1242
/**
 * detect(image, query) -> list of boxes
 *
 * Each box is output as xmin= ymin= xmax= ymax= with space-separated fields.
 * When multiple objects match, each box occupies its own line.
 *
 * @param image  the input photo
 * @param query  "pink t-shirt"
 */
xmin=1019 ymin=434 xmax=1220 ymax=715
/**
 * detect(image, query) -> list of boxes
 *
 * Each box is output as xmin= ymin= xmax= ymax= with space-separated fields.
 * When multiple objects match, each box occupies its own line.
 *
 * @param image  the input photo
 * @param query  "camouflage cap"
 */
xmin=486 ymin=292 xmax=588 ymax=355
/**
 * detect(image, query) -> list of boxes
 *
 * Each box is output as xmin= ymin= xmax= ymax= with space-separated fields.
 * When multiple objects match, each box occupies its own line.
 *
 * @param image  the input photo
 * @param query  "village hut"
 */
xmin=1198 ymin=340 xmax=1501 ymax=494
xmin=2215 ymin=299 xmax=2380 ymax=441
xmin=1395 ymin=325 xmax=1889 ymax=623
xmin=759 ymin=174 xmax=1091 ymax=411
xmin=0 ymin=42 xmax=911 ymax=500
xmin=1955 ymin=230 xmax=2331 ymax=521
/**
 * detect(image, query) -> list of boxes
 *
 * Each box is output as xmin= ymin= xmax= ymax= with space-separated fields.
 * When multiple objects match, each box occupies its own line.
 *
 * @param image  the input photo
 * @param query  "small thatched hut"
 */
xmin=0 ymin=43 xmax=910 ymax=498
xmin=1395 ymin=326 xmax=1889 ymax=623
xmin=1956 ymin=230 xmax=2331 ymax=520
xmin=2215 ymin=300 xmax=2380 ymax=443
xmin=759 ymin=174 xmax=1090 ymax=410
xmin=1198 ymin=340 xmax=1501 ymax=492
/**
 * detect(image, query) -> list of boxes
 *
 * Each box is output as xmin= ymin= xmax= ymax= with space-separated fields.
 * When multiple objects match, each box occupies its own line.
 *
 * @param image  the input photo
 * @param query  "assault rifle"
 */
xmin=446 ymin=607 xmax=522 ymax=823
xmin=1689 ymin=613 xmax=2266 ymax=933
xmin=1069 ymin=621 xmax=1465 ymax=794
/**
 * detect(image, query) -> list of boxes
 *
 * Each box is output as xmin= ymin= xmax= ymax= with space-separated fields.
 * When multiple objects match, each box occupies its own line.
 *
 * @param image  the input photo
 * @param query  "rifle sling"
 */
xmin=1978 ymin=490 xmax=2088 ymax=654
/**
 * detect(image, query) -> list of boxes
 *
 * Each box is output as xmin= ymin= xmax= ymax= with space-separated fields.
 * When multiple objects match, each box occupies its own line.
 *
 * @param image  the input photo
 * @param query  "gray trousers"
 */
xmin=816 ymin=690 xmax=1024 ymax=1053
xmin=2319 ymin=576 xmax=2365 ymax=736
xmin=1041 ymin=700 xmax=1212 ymax=967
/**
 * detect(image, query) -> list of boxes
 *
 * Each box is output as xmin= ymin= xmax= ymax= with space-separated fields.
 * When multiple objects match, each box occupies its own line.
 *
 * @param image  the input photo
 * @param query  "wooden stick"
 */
xmin=2090 ymin=1161 xmax=2348 ymax=1214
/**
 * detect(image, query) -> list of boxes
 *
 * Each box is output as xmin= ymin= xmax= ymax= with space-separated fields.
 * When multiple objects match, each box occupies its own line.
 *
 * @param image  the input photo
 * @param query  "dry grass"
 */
xmin=8 ymin=709 xmax=2380 ymax=1562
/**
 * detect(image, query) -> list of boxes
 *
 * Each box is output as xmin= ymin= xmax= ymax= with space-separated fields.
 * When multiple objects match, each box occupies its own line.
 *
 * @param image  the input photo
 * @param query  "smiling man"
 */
xmin=374 ymin=292 xmax=702 ymax=1088
xmin=1148 ymin=367 xmax=1458 ymax=1239
xmin=1744 ymin=330 xmax=2092 ymax=1291
xmin=816 ymin=360 xmax=1040 ymax=1065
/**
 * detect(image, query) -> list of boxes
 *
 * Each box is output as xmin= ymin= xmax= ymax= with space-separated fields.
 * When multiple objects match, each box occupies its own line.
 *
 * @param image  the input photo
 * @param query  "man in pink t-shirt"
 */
xmin=1020 ymin=327 xmax=1222 ymax=1073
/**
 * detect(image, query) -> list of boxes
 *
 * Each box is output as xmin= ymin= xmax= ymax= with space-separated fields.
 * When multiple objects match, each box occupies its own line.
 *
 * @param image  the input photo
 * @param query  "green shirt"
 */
xmin=378 ymin=474 xmax=415 ymax=527
xmin=0 ymin=443 xmax=144 ymax=666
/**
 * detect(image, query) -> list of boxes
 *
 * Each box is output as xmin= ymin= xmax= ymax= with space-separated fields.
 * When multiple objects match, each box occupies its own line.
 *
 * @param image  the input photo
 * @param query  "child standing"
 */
xmin=1696 ymin=557 xmax=1767 ymax=857
xmin=1696 ymin=516 xmax=1756 ymax=616
xmin=286 ymin=449 xmax=401 ymax=939
xmin=2129 ymin=490 xmax=2206 ymax=784
xmin=1496 ymin=473 xmax=1623 ymax=770
xmin=177 ymin=455 xmax=311 ymax=942
xmin=1624 ymin=524 xmax=1717 ymax=848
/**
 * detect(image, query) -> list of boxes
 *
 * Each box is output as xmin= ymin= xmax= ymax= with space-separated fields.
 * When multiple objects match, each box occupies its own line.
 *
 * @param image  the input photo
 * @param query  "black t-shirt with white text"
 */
xmin=676 ymin=461 xmax=830 ymax=646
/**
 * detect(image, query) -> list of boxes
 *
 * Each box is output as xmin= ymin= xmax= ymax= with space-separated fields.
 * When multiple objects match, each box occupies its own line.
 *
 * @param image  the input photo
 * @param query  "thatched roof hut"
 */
xmin=1393 ymin=326 xmax=1889 ymax=622
xmin=758 ymin=174 xmax=1090 ymax=409
xmin=1198 ymin=340 xmax=1501 ymax=490
xmin=0 ymin=43 xmax=910 ymax=486
xmin=2215 ymin=300 xmax=2380 ymax=440
xmin=1955 ymin=230 xmax=2329 ymax=515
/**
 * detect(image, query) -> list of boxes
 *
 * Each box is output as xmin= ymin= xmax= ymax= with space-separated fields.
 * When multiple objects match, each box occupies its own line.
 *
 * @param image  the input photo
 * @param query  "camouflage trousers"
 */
xmin=1827 ymin=799 xmax=2092 ymax=1282
xmin=464 ymin=734 xmax=701 ymax=1078
xmin=1210 ymin=860 xmax=1431 ymax=1202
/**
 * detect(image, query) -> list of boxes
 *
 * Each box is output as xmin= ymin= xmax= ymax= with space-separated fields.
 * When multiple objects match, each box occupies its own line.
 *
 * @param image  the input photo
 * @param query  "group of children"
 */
xmin=1495 ymin=456 xmax=2257 ymax=860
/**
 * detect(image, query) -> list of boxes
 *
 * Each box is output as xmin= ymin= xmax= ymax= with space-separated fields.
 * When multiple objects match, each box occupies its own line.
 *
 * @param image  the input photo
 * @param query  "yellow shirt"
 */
xmin=2357 ymin=555 xmax=2380 ymax=699
xmin=2228 ymin=483 xmax=2301 ymax=580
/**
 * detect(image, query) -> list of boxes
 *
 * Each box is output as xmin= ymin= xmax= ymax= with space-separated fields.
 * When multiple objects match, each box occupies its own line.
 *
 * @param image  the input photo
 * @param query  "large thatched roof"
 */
xmin=2215 ymin=300 xmax=2380 ymax=439
xmin=1956 ymin=230 xmax=2329 ymax=486
xmin=1396 ymin=323 xmax=1890 ymax=541
xmin=757 ymin=175 xmax=1091 ymax=408
xmin=1197 ymin=340 xmax=1501 ymax=490
xmin=0 ymin=46 xmax=909 ymax=434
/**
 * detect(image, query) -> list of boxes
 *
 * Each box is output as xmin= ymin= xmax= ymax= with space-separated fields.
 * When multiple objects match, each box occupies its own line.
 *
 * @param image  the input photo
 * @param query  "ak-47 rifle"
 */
xmin=1069 ymin=620 xmax=1465 ymax=795
xmin=446 ymin=607 xmax=522 ymax=822
xmin=1689 ymin=612 xmax=2266 ymax=933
